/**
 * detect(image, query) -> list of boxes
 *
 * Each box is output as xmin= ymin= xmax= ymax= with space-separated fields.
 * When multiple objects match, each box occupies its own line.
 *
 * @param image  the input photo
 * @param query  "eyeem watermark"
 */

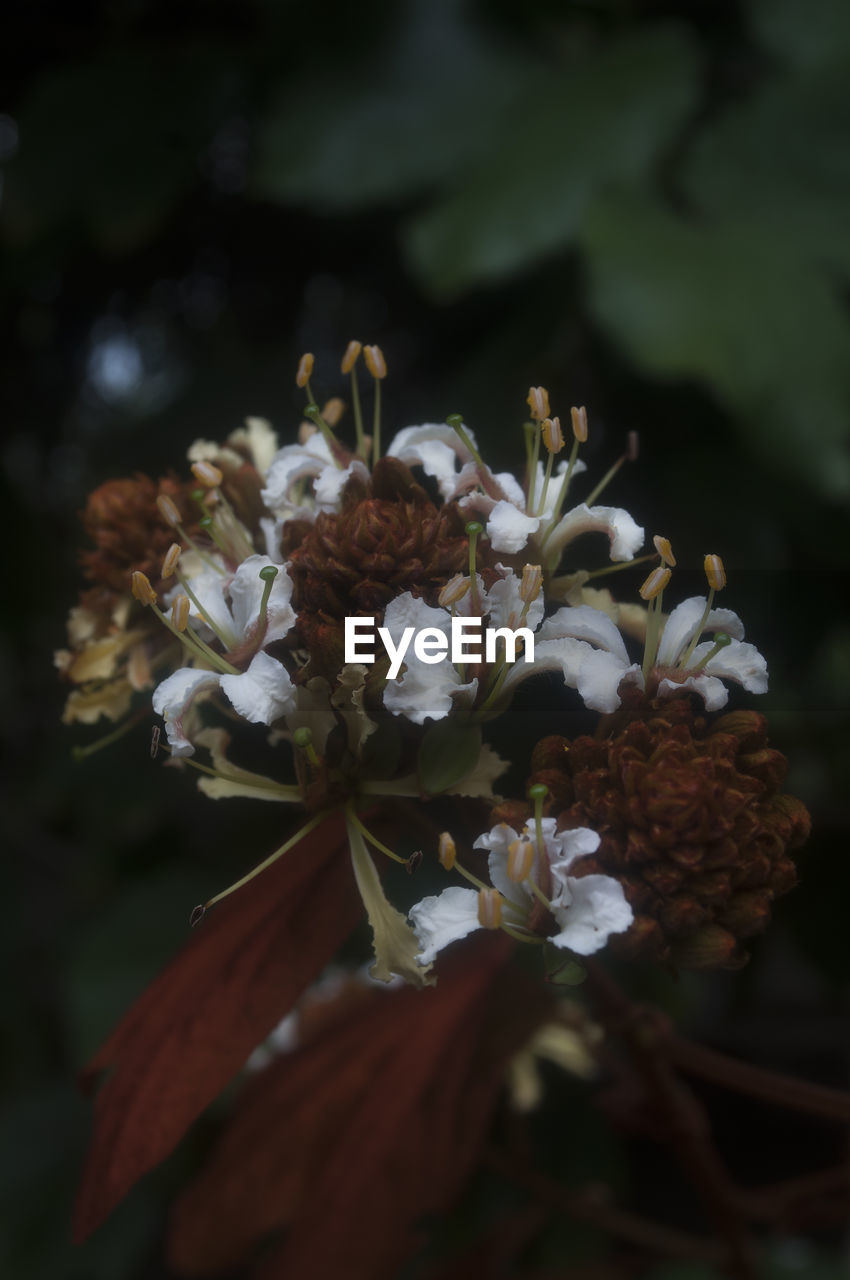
xmin=344 ymin=616 xmax=535 ymax=679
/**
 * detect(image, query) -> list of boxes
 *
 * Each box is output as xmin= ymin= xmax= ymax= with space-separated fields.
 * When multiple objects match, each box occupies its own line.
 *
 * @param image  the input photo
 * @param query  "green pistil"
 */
xmin=446 ymin=413 xmax=484 ymax=467
xmin=689 ymin=631 xmax=731 ymax=673
xmin=528 ymin=782 xmax=548 ymax=856
xmin=256 ymin=564 xmax=279 ymax=637
xmin=466 ymin=520 xmax=484 ymax=615
xmin=198 ymin=514 xmax=230 ymax=555
xmin=292 ymin=724 xmax=320 ymax=768
xmin=305 ymin=402 xmax=344 ymax=468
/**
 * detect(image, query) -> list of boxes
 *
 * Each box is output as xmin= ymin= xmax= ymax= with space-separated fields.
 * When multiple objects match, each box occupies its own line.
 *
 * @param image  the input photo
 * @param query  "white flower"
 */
xmin=654 ymin=596 xmax=768 ymax=711
xmin=261 ymin=431 xmax=369 ymax=522
xmin=409 ymin=820 xmax=632 ymax=966
xmin=382 ymin=594 xmax=478 ymax=724
xmin=153 ymin=651 xmax=296 ymax=756
xmin=170 ymin=554 xmax=296 ymax=651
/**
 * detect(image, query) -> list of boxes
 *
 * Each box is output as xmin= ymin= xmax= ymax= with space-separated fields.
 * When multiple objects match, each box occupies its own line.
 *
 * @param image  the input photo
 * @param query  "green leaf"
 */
xmin=418 ymin=720 xmax=483 ymax=795
xmin=581 ymin=190 xmax=850 ymax=497
xmin=404 ymin=27 xmax=699 ymax=297
xmin=254 ymin=0 xmax=535 ymax=211
xmin=747 ymin=0 xmax=850 ymax=70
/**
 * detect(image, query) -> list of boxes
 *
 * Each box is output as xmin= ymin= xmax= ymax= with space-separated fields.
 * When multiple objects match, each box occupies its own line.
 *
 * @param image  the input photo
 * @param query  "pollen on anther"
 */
xmin=341 ymin=340 xmax=362 ymax=374
xmin=653 ymin=535 xmax=676 ymax=568
xmin=131 ymin=571 xmax=158 ymax=606
xmin=438 ymin=575 xmax=470 ymax=608
xmin=542 ymin=416 xmax=565 ymax=454
xmin=162 ymin=542 xmax=182 ymax=579
xmin=191 ymin=460 xmax=224 ymax=490
xmin=520 ymin=564 xmax=543 ymax=602
xmin=639 ymin=566 xmax=671 ymax=601
xmin=171 ymin=595 xmax=190 ymax=632
xmin=527 ymin=386 xmax=550 ymax=422
xmin=704 ymin=554 xmax=726 ymax=591
xmin=296 ymin=352 xmax=315 ymax=388
xmin=323 ymin=397 xmax=345 ymax=427
xmin=507 ymin=838 xmax=535 ymax=883
xmin=156 ymin=494 xmax=182 ymax=527
xmin=438 ymin=832 xmax=456 ymax=871
xmin=570 ymin=405 xmax=588 ymax=442
xmin=363 ymin=344 xmax=387 ymax=379
xmin=477 ymin=887 xmax=503 ymax=930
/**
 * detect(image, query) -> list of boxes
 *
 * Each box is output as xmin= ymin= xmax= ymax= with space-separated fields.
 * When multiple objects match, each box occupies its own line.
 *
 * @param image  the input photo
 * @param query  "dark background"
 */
xmin=2 ymin=0 xmax=849 ymax=1275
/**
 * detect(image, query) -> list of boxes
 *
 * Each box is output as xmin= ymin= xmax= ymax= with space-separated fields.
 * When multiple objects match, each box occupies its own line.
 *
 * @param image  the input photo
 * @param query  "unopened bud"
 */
xmin=520 ymin=564 xmax=543 ymax=603
xmin=704 ymin=554 xmax=726 ymax=591
xmin=438 ymin=575 xmax=471 ymax=608
xmin=527 ymin=386 xmax=550 ymax=422
xmin=652 ymin=535 xmax=676 ymax=567
xmin=131 ymin=571 xmax=158 ymax=606
xmin=171 ymin=595 xmax=190 ymax=631
xmin=296 ymin=352 xmax=314 ymax=388
xmin=507 ymin=837 xmax=535 ymax=883
xmin=191 ymin=460 xmax=223 ymax=489
xmin=341 ymin=340 xmax=362 ymax=374
xmin=438 ymin=832 xmax=456 ymax=871
xmin=639 ymin=566 xmax=671 ymax=601
xmin=570 ymin=405 xmax=588 ymax=442
xmin=477 ymin=887 xmax=503 ymax=930
xmin=156 ymin=494 xmax=182 ymax=527
xmin=363 ymin=344 xmax=387 ymax=379
xmin=323 ymin=396 xmax=345 ymax=427
xmin=161 ymin=543 xmax=182 ymax=579
xmin=541 ymin=416 xmax=565 ymax=453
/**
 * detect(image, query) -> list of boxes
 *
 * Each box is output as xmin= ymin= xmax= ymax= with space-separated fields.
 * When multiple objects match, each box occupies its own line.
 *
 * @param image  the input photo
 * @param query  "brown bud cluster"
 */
xmin=285 ymin=458 xmax=496 ymax=672
xmin=80 ymin=474 xmax=198 ymax=597
xmin=497 ymin=689 xmax=810 ymax=969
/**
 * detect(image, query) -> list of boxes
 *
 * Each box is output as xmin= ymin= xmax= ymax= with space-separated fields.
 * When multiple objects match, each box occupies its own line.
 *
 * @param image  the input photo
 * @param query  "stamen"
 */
xmin=438 ymin=574 xmax=470 ymax=608
xmin=157 ymin=494 xmax=181 ymax=527
xmin=162 ymin=542 xmax=182 ymax=579
xmin=342 ymin=341 xmax=366 ymax=457
xmin=541 ymin=416 xmax=564 ymax=454
xmin=639 ymin=566 xmax=671 ymax=601
xmin=520 ymin=564 xmax=543 ymax=604
xmin=653 ymin=535 xmax=676 ymax=568
xmin=438 ymin=832 xmax=457 ymax=871
xmin=131 ymin=571 xmax=158 ymax=606
xmin=202 ymin=811 xmax=330 ymax=911
xmin=477 ymin=887 xmax=503 ymax=930
xmin=583 ymin=435 xmax=636 ymax=508
xmin=198 ymin=514 xmax=230 ymax=555
xmin=174 ymin=569 xmax=236 ymax=650
xmin=507 ymin=837 xmax=535 ymax=883
xmin=150 ymin=725 xmax=160 ymax=759
xmin=406 ymin=850 xmax=423 ymax=874
xmin=295 ymin=352 xmax=314 ymax=388
xmin=363 ymin=344 xmax=387 ymax=380
xmin=292 ymin=724 xmax=320 ymax=768
xmin=627 ymin=430 xmax=639 ymax=461
xmin=323 ymin=396 xmax=345 ymax=428
xmin=527 ymin=386 xmax=550 ymax=422
xmin=70 ymin=708 xmax=152 ymax=762
xmin=341 ymin=340 xmax=362 ymax=375
xmin=191 ymin=460 xmax=224 ymax=489
xmin=570 ymin=405 xmax=588 ymax=442
xmin=704 ymin=553 xmax=726 ymax=591
xmin=346 ymin=808 xmax=407 ymax=864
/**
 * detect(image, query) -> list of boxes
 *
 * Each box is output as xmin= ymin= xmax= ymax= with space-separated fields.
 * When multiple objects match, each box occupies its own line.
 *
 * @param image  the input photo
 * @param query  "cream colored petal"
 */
xmin=348 ymin=819 xmax=434 ymax=987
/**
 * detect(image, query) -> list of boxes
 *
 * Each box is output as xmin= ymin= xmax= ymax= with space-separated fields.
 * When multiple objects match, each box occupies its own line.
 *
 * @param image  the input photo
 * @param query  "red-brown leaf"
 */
xmin=73 ymin=811 xmax=358 ymax=1243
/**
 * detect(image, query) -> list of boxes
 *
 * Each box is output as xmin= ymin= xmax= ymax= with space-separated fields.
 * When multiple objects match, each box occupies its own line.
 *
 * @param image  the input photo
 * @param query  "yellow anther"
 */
xmin=639 ymin=566 xmax=672 ymax=602
xmin=627 ymin=430 xmax=639 ymax=462
xmin=156 ymin=493 xmax=181 ymax=527
xmin=520 ymin=564 xmax=543 ymax=603
xmin=541 ymin=416 xmax=564 ymax=454
xmin=341 ymin=340 xmax=362 ymax=374
xmin=323 ymin=396 xmax=345 ymax=427
xmin=570 ymin=405 xmax=588 ymax=442
xmin=704 ymin=554 xmax=726 ymax=591
xmin=363 ymin=344 xmax=387 ymax=379
xmin=161 ymin=542 xmax=182 ymax=579
xmin=507 ymin=837 xmax=535 ymax=883
xmin=296 ymin=352 xmax=314 ymax=388
xmin=527 ymin=386 xmax=550 ymax=422
xmin=191 ymin=460 xmax=224 ymax=489
xmin=477 ymin=887 xmax=503 ymax=930
xmin=171 ymin=595 xmax=190 ymax=632
xmin=653 ymin=535 xmax=676 ymax=567
xmin=131 ymin=571 xmax=158 ymax=607
xmin=438 ymin=832 xmax=457 ymax=871
xmin=438 ymin=574 xmax=471 ymax=608
xmin=298 ymin=421 xmax=319 ymax=443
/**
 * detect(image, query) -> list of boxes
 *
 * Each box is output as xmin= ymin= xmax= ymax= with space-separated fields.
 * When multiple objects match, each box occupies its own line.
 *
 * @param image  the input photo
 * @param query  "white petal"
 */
xmin=175 ymin=566 xmax=238 ymax=646
xmin=228 ymin=416 xmax=280 ymax=475
xmin=228 ymin=555 xmax=296 ymax=644
xmin=504 ymin=637 xmax=641 ymax=713
xmin=219 ymin=651 xmax=296 ymax=725
xmin=486 ymin=501 xmax=541 ymax=553
xmin=259 ymin=516 xmax=286 ymax=563
xmin=538 ymin=604 xmax=631 ymax=662
xmin=550 ymin=874 xmax=633 ymax=955
xmin=657 ymin=597 xmax=746 ymax=666
xmin=545 ymin=502 xmax=645 ymax=563
xmin=260 ymin=436 xmax=335 ymax=513
xmin=409 ymin=886 xmax=482 ymax=966
xmin=657 ymin=673 xmax=729 ymax=711
xmin=349 ymin=822 xmax=433 ymax=987
xmin=474 ymin=823 xmax=534 ymax=915
xmin=152 ymin=667 xmax=222 ymax=756
xmin=700 ymin=639 xmax=768 ymax=694
xmin=387 ymin=423 xmax=477 ymax=499
xmin=314 ymin=458 xmax=370 ymax=511
xmin=383 ymin=661 xmax=478 ymax=724
xmin=382 ymin=592 xmax=451 ymax=640
xmin=493 ymin=470 xmax=527 ymax=506
xmin=549 ymin=827 xmax=602 ymax=888
xmin=484 ymin=569 xmax=544 ymax=632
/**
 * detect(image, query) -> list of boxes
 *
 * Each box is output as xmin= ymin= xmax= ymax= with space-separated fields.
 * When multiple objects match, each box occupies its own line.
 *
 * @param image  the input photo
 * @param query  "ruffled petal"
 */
xmin=545 ymin=502 xmax=644 ymax=563
xmin=549 ymin=874 xmax=634 ymax=955
xmin=700 ymin=639 xmax=768 ymax=694
xmin=657 ymin=597 xmax=746 ymax=666
xmin=387 ymin=423 xmax=477 ymax=500
xmin=504 ymin=636 xmax=641 ymax=713
xmin=314 ymin=458 xmax=370 ymax=511
xmin=485 ymin=501 xmax=541 ymax=553
xmin=260 ymin=436 xmax=335 ymax=514
xmin=152 ymin=667 xmax=222 ymax=756
xmin=408 ymin=886 xmax=482 ymax=967
xmin=218 ymin=651 xmax=296 ymax=725
xmin=538 ymin=604 xmax=631 ymax=662
xmin=173 ymin=566 xmax=238 ymax=646
xmin=484 ymin=568 xmax=544 ymax=632
xmin=549 ymin=826 xmax=602 ymax=883
xmin=228 ymin=555 xmax=296 ymax=645
xmin=657 ymin=673 xmax=729 ymax=711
